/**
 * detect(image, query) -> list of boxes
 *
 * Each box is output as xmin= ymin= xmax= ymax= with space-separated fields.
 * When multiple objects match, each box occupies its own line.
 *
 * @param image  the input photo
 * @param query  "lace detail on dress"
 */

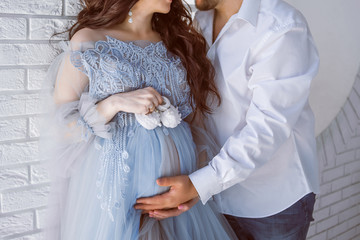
xmin=96 ymin=113 xmax=135 ymax=221
xmin=70 ymin=36 xmax=192 ymax=119
xmin=69 ymin=36 xmax=193 ymax=219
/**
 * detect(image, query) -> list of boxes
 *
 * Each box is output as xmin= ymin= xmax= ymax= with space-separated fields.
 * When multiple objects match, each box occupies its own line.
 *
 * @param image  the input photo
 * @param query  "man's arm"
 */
xmin=192 ymin=21 xmax=319 ymax=203
xmin=135 ymin=21 xmax=319 ymax=214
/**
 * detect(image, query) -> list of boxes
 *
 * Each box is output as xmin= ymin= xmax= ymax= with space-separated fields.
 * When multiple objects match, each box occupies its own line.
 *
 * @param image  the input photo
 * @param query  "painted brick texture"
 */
xmin=306 ymin=72 xmax=360 ymax=240
xmin=0 ymin=1 xmax=72 ymax=239
xmin=0 ymin=1 xmax=359 ymax=240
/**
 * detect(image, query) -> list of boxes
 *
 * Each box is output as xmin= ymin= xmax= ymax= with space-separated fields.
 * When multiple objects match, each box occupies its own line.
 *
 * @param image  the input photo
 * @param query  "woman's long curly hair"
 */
xmin=68 ymin=0 xmax=220 ymax=116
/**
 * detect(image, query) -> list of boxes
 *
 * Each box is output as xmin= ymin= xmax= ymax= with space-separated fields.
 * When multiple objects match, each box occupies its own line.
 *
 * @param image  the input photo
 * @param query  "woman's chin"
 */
xmin=156 ymin=3 xmax=172 ymax=14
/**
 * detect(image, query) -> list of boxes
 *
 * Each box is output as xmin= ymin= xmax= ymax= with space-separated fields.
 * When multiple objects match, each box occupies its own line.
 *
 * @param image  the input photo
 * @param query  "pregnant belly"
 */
xmin=126 ymin=121 xmax=196 ymax=197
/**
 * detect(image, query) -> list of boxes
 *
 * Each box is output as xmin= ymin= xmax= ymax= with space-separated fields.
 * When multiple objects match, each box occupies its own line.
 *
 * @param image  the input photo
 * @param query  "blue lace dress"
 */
xmin=45 ymin=36 xmax=236 ymax=240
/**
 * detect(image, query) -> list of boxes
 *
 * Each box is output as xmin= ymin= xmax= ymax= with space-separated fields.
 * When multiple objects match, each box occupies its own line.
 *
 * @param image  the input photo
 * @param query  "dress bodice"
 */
xmin=49 ymin=37 xmax=236 ymax=240
xmin=67 ymin=36 xmax=194 ymax=214
xmin=70 ymin=36 xmax=192 ymax=120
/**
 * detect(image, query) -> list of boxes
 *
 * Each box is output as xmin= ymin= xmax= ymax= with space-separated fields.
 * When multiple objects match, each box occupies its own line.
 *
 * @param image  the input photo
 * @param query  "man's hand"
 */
xmin=134 ymin=175 xmax=199 ymax=212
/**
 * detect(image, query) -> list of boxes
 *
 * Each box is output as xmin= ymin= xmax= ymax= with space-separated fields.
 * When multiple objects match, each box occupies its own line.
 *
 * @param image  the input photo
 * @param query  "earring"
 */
xmin=128 ymin=10 xmax=133 ymax=23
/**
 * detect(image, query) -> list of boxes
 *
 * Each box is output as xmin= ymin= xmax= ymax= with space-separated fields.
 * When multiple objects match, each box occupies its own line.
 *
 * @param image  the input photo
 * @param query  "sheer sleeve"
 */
xmin=41 ymin=41 xmax=115 ymax=238
xmin=52 ymin=42 xmax=112 ymax=142
xmin=41 ymin=41 xmax=113 ymax=179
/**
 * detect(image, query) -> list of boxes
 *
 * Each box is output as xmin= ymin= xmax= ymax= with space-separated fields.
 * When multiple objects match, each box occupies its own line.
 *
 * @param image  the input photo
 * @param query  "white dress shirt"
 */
xmin=189 ymin=0 xmax=320 ymax=218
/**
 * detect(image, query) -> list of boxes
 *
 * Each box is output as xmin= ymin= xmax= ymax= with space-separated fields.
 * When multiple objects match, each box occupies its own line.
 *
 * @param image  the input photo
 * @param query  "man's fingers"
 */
xmin=136 ymin=194 xmax=165 ymax=204
xmin=135 ymin=193 xmax=175 ymax=210
xmin=148 ymin=198 xmax=199 ymax=220
xmin=135 ymin=203 xmax=162 ymax=211
xmin=135 ymin=175 xmax=197 ymax=212
xmin=142 ymin=197 xmax=199 ymax=221
xmin=156 ymin=176 xmax=176 ymax=187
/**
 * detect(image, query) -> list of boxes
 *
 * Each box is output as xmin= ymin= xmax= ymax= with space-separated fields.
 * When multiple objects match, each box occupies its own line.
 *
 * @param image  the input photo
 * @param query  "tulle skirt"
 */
xmin=56 ymin=121 xmax=236 ymax=239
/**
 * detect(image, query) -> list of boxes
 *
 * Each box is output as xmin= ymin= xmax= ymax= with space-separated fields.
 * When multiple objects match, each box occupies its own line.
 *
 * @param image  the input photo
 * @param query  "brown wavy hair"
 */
xmin=68 ymin=0 xmax=220 ymax=116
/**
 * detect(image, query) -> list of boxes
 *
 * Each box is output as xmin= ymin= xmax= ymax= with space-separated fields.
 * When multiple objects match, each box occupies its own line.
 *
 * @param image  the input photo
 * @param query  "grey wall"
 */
xmin=285 ymin=0 xmax=360 ymax=136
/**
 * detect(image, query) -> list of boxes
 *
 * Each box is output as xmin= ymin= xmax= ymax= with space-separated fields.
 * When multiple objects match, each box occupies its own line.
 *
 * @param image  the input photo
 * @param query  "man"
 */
xmin=135 ymin=0 xmax=320 ymax=238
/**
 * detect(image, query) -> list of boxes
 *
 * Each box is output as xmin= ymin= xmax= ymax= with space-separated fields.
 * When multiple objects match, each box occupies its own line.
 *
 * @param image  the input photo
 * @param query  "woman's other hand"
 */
xmin=145 ymin=198 xmax=199 ymax=220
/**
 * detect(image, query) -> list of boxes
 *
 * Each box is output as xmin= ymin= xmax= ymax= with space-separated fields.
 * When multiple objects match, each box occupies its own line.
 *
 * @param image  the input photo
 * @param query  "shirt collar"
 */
xmin=195 ymin=0 xmax=261 ymax=47
xmin=196 ymin=0 xmax=261 ymax=30
xmin=235 ymin=0 xmax=261 ymax=27
xmin=195 ymin=10 xmax=214 ymax=47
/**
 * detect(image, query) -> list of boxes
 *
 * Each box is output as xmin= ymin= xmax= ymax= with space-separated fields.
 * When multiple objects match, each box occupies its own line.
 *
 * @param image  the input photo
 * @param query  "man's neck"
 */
xmin=212 ymin=0 xmax=243 ymax=43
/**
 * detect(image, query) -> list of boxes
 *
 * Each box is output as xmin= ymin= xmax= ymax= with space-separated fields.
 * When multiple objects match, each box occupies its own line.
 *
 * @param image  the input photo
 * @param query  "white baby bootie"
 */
xmin=160 ymin=105 xmax=182 ymax=128
xmin=135 ymin=111 xmax=161 ymax=130
xmin=135 ymin=96 xmax=182 ymax=130
xmin=157 ymin=97 xmax=182 ymax=128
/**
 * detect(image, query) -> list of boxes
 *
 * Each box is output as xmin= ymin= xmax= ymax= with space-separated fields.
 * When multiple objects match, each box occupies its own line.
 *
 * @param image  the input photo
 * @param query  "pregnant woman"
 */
xmin=43 ymin=0 xmax=237 ymax=239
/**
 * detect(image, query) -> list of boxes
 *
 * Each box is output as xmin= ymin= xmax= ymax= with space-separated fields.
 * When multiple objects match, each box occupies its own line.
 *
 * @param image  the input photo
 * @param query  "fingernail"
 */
xmin=178 ymin=205 xmax=184 ymax=210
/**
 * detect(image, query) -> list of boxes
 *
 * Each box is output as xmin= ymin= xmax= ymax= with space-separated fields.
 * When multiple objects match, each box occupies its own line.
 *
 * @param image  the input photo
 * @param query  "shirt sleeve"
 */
xmin=189 ymin=22 xmax=320 ymax=204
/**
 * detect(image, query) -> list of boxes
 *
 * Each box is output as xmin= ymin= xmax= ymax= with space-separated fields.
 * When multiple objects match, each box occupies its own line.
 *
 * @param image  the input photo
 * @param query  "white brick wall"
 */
xmin=0 ymin=1 xmax=74 ymax=239
xmin=0 ymin=1 xmax=359 ymax=239
xmin=307 ymin=72 xmax=360 ymax=240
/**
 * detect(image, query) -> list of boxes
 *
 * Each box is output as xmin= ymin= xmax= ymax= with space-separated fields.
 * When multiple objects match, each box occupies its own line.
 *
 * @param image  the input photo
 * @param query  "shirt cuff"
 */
xmin=189 ymin=165 xmax=223 ymax=205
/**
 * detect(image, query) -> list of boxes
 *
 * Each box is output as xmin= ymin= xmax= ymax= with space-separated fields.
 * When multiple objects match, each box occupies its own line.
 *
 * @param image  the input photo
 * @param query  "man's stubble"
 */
xmin=195 ymin=0 xmax=220 ymax=11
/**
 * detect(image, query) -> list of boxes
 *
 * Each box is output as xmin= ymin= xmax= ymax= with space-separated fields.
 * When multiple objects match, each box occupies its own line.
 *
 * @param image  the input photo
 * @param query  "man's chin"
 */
xmin=195 ymin=0 xmax=218 ymax=11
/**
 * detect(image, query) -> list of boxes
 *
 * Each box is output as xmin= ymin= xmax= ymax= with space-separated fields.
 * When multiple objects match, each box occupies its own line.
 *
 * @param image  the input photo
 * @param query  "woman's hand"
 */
xmin=145 ymin=198 xmax=199 ymax=220
xmin=96 ymin=87 xmax=163 ymax=123
xmin=114 ymin=87 xmax=163 ymax=114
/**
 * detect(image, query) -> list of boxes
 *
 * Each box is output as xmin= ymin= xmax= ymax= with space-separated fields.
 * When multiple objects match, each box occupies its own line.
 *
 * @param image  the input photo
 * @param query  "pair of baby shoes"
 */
xmin=135 ymin=96 xmax=182 ymax=130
